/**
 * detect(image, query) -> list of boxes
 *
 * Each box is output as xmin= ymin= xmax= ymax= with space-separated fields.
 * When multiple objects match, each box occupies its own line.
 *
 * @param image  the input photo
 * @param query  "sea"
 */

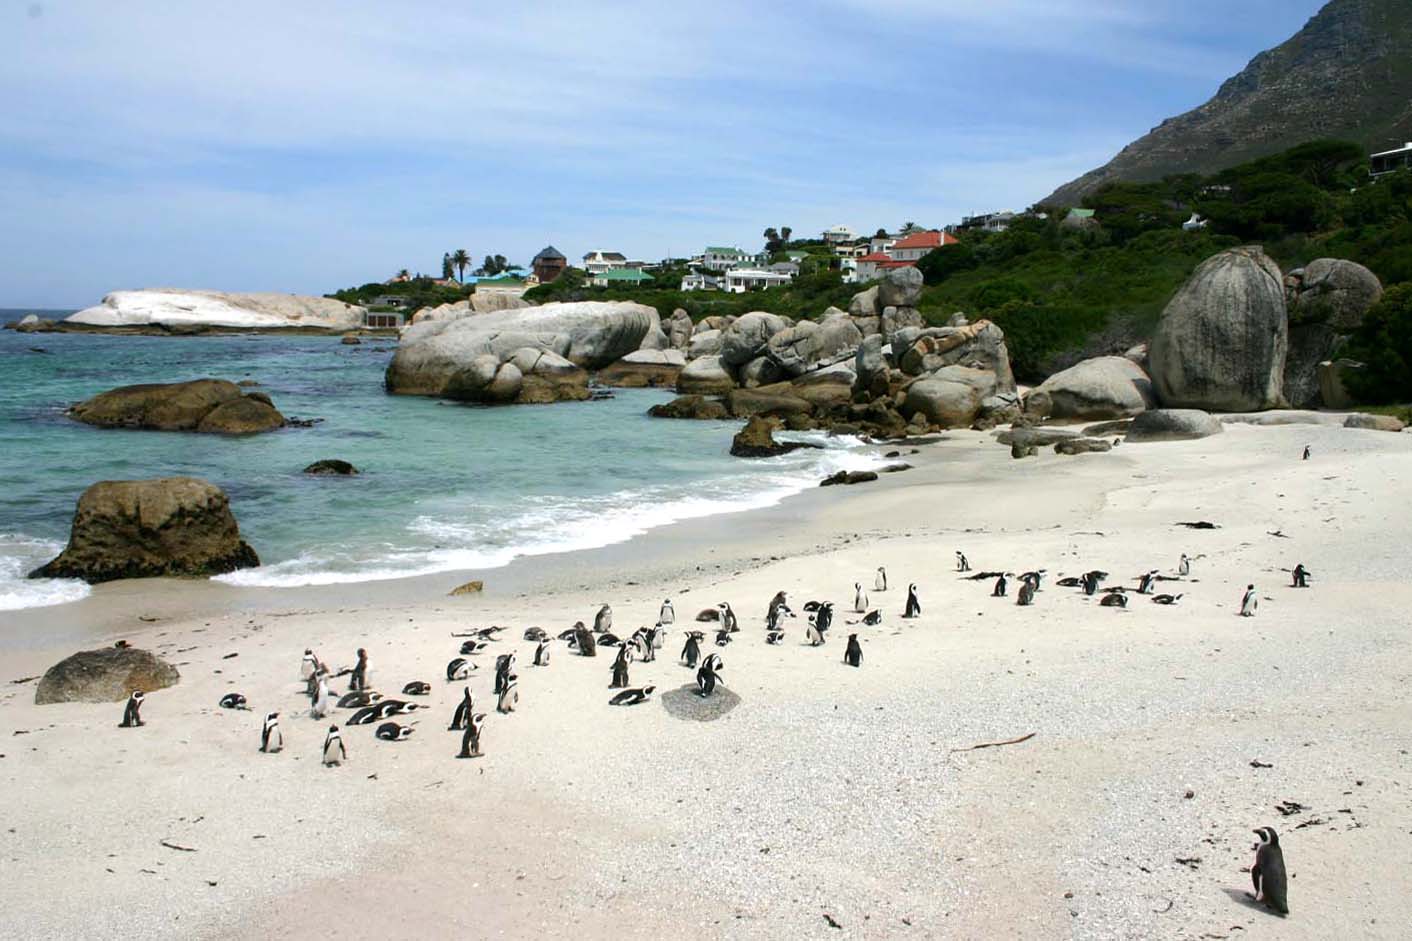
xmin=0 ymin=315 xmax=884 ymax=611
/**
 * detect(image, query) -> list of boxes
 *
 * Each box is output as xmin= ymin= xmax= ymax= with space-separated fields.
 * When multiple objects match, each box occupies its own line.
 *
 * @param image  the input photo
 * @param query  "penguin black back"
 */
xmin=1251 ymin=826 xmax=1289 ymax=915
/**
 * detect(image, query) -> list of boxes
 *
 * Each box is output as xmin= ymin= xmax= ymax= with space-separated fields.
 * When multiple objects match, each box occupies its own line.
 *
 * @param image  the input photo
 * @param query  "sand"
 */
xmin=2 ymin=420 xmax=1410 ymax=940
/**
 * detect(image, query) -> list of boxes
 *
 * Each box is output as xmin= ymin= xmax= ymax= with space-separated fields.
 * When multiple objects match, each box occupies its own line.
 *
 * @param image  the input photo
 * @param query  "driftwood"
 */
xmin=1176 ymin=521 xmax=1219 ymax=529
xmin=951 ymin=732 xmax=1036 ymax=752
xmin=159 ymin=840 xmax=197 ymax=852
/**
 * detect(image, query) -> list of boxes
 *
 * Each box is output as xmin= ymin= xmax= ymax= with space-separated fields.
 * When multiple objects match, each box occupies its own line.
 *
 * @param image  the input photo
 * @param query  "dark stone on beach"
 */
xmin=820 ymin=470 xmax=880 ymax=487
xmin=995 ymin=426 xmax=1079 ymax=448
xmin=1081 ymin=419 xmax=1133 ymax=437
xmin=730 ymin=415 xmax=818 ymax=458
xmin=303 ymin=459 xmax=359 ymax=476
xmin=1012 ymin=441 xmax=1038 ymax=459
xmin=881 ymin=463 xmax=913 ymax=473
xmin=648 ymin=394 xmax=729 ymax=421
xmin=30 ymin=477 xmax=260 ymax=584
xmin=1126 ymin=408 xmax=1223 ymax=442
xmin=68 ymin=379 xmax=285 ymax=434
xmin=1055 ymin=437 xmax=1114 ymax=455
xmin=35 ymin=646 xmax=180 ymax=705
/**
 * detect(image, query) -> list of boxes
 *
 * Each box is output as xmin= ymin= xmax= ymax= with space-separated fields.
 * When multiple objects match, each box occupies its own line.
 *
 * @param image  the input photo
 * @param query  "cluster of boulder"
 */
xmin=68 ymin=378 xmax=288 ymax=435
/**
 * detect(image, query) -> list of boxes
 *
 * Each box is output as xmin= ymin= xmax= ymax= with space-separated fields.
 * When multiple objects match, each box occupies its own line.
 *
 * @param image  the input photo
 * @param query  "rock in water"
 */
xmin=303 ymin=459 xmax=359 ymax=475
xmin=677 ymin=355 xmax=735 ymax=395
xmin=1027 ymin=356 xmax=1156 ymax=420
xmin=68 ymin=379 xmax=285 ymax=434
xmin=65 ymin=289 xmax=365 ymax=330
xmin=648 ymin=395 xmax=730 ymax=421
xmin=719 ymin=312 xmax=791 ymax=367
xmin=195 ymin=396 xmax=286 ymax=434
xmin=730 ymin=415 xmax=815 ymax=458
xmin=29 ymin=477 xmax=260 ymax=584
xmin=1125 ymin=409 xmax=1224 ymax=442
xmin=34 ymin=647 xmax=180 ymax=705
xmin=1148 ymin=247 xmax=1288 ymax=411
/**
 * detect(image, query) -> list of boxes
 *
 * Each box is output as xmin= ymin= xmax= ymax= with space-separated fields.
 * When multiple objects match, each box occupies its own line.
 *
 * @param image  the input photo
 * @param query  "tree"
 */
xmin=875 ymin=227 xmax=889 ymax=239
xmin=780 ymin=226 xmax=792 ymax=243
xmin=441 ymin=253 xmax=453 ymax=280
xmin=1343 ymin=282 xmax=1412 ymax=403
xmin=396 ymin=268 xmax=410 ymax=281
xmin=451 ymin=249 xmax=471 ymax=282
xmin=900 ymin=221 xmax=921 ymax=234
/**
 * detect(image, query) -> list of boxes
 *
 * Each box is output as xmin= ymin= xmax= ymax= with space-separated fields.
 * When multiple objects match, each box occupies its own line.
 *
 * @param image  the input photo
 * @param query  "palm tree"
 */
xmin=780 ymin=226 xmax=792 ymax=243
xmin=900 ymin=221 xmax=921 ymax=235
xmin=451 ymin=249 xmax=471 ymax=283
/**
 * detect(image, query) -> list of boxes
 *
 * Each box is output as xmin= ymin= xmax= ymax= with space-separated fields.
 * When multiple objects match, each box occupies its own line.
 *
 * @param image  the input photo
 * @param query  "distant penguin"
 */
xmin=598 ymin=632 xmax=621 ymax=648
xmin=860 ymin=610 xmax=882 ymax=626
xmin=337 ymin=690 xmax=380 ymax=709
xmin=1240 ymin=584 xmax=1259 ymax=617
xmin=611 ymin=646 xmax=631 ymax=689
xmin=524 ymin=626 xmax=548 ymax=642
xmin=1099 ymin=592 xmax=1128 ymax=608
xmin=383 ymin=700 xmax=421 ymax=716
xmin=854 ymin=582 xmax=868 ymax=613
xmin=449 ymin=687 xmax=474 ymax=731
xmin=815 ymin=602 xmax=834 ymax=634
xmin=593 ymin=604 xmax=613 ymax=633
xmin=659 ymin=599 xmax=675 ymax=625
xmin=805 ymin=619 xmax=825 ymax=646
xmin=681 ymin=631 xmax=702 ymax=667
xmin=574 ymin=622 xmax=597 ymax=657
xmin=260 ymin=712 xmax=282 ymax=753
xmin=1081 ymin=572 xmax=1100 ymax=596
xmin=720 ymin=603 xmax=739 ymax=633
xmin=347 ymin=705 xmax=382 ymax=725
xmin=311 ymin=677 xmax=333 ymax=719
xmin=446 ymin=657 xmax=474 ymax=681
xmin=714 ymin=628 xmax=732 ymax=647
xmin=348 ymin=648 xmax=368 ymax=691
xmin=321 ymin=725 xmax=346 ymax=766
xmin=609 ymin=685 xmax=656 ymax=706
xmin=1250 ymin=826 xmax=1289 ymax=915
xmin=496 ymin=675 xmax=518 ymax=714
xmin=219 ymin=692 xmax=249 ymax=710
xmin=1016 ymin=582 xmax=1035 ymax=606
xmin=402 ymin=681 xmax=431 ymax=696
xmin=1178 ymin=553 xmax=1192 ymax=577
xmin=767 ymin=591 xmax=789 ymax=622
xmin=457 ymin=711 xmax=485 ymax=758
xmin=533 ymin=640 xmax=551 ymax=666
xmin=375 ymin=721 xmax=414 ymax=741
xmin=459 ymin=640 xmax=488 ymax=656
xmin=992 ymin=574 xmax=1008 ymax=598
xmin=1291 ymin=564 xmax=1310 ymax=588
xmin=1020 ymin=570 xmax=1045 ymax=591
xmin=843 ymin=633 xmax=862 ymax=667
xmin=1151 ymin=593 xmax=1183 ymax=605
xmin=643 ymin=627 xmax=660 ymax=661
xmin=903 ymin=583 xmax=921 ymax=618
xmin=874 ymin=566 xmax=888 ymax=592
xmin=697 ymin=653 xmax=722 ymax=697
xmin=956 ymin=551 xmax=970 ymax=572
xmin=766 ymin=601 xmax=793 ymax=633
xmin=630 ymin=630 xmax=649 ymax=661
xmin=493 ymin=652 xmax=516 ymax=696
xmin=1302 ymin=445 xmax=1311 ymax=461
xmin=1137 ymin=571 xmax=1158 ymax=594
xmin=766 ymin=630 xmax=785 ymax=645
xmin=300 ymin=649 xmax=319 ymax=681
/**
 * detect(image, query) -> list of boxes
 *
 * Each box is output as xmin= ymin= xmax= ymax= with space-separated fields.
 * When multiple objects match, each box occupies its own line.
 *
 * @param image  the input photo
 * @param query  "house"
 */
xmin=590 ymin=268 xmax=654 ymax=288
xmin=1370 ymin=142 xmax=1412 ymax=177
xmin=785 ymin=250 xmax=809 ymax=264
xmin=680 ymin=271 xmax=723 ymax=291
xmin=724 ymin=268 xmax=793 ymax=293
xmin=888 ymin=229 xmax=959 ymax=262
xmin=582 ymin=250 xmax=628 ymax=275
xmin=364 ymin=309 xmax=405 ymax=329
xmin=958 ymin=210 xmax=1021 ymax=233
xmin=701 ymin=246 xmax=751 ymax=270
xmin=767 ymin=261 xmax=800 ymax=277
xmin=822 ymin=224 xmax=857 ymax=244
xmin=1182 ymin=213 xmax=1208 ymax=232
xmin=854 ymin=252 xmax=894 ymax=282
xmin=868 ymin=234 xmax=896 ymax=254
xmin=531 ymin=246 xmax=567 ymax=283
xmin=1062 ymin=208 xmax=1099 ymax=231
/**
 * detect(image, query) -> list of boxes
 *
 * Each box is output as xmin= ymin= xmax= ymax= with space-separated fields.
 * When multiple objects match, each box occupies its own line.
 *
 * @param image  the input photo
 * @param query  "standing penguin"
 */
xmin=533 ymin=640 xmax=551 ymax=666
xmin=348 ymin=648 xmax=368 ymax=691
xmin=449 ymin=687 xmax=474 ymax=731
xmin=805 ymin=617 xmax=826 ymax=646
xmin=1291 ymin=564 xmax=1310 ymax=588
xmin=874 ymin=566 xmax=888 ymax=592
xmin=300 ymin=649 xmax=320 ymax=681
xmin=696 ymin=653 xmax=722 ymax=697
xmin=457 ymin=711 xmax=486 ymax=759
xmin=1302 ymin=445 xmax=1311 ymax=461
xmin=1137 ymin=571 xmax=1158 ymax=594
xmin=610 ymin=645 xmax=631 ymax=689
xmin=1081 ymin=572 xmax=1100 ymax=596
xmin=574 ymin=621 xmax=597 ymax=657
xmin=1016 ymin=581 xmax=1035 ymax=606
xmin=493 ymin=652 xmax=516 ymax=696
xmin=903 ymin=583 xmax=921 ymax=619
xmin=118 ymin=690 xmax=145 ymax=728
xmin=642 ymin=627 xmax=660 ymax=662
xmin=658 ymin=599 xmax=675 ymax=625
xmin=843 ymin=633 xmax=862 ymax=667
xmin=311 ymin=676 xmax=333 ymax=719
xmin=1178 ymin=553 xmax=1192 ymax=577
xmin=815 ymin=601 xmax=834 ymax=634
xmin=593 ymin=604 xmax=613 ymax=633
xmin=956 ymin=551 xmax=970 ymax=572
xmin=681 ymin=631 xmax=702 ymax=667
xmin=854 ymin=582 xmax=868 ymax=613
xmin=992 ymin=574 xmax=1008 ymax=598
xmin=1240 ymin=584 xmax=1259 ymax=617
xmin=496 ymin=675 xmax=518 ymax=714
xmin=1250 ymin=826 xmax=1289 ymax=915
xmin=321 ymin=725 xmax=346 ymax=766
xmin=719 ymin=603 xmax=739 ymax=633
xmin=260 ymin=712 xmax=283 ymax=753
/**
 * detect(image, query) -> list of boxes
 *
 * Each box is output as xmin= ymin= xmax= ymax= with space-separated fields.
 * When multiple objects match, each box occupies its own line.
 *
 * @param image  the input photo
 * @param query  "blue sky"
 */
xmin=1 ymin=0 xmax=1327 ymax=308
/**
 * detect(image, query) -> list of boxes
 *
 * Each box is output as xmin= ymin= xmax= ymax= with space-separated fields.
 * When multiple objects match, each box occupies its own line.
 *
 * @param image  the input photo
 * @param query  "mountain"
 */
xmin=1043 ymin=0 xmax=1412 ymax=207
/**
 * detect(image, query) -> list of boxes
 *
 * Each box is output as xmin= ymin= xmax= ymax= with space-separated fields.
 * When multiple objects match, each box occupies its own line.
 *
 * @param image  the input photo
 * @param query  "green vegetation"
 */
xmin=328 ymin=277 xmax=471 ymax=312
xmin=1342 ymin=283 xmax=1412 ymax=404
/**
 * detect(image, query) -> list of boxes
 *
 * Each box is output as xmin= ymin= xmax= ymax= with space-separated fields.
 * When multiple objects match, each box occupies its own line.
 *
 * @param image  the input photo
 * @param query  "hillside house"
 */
xmin=531 ymin=246 xmax=567 ymax=283
xmin=582 ymin=250 xmax=628 ymax=274
xmin=680 ymin=272 xmax=723 ymax=291
xmin=590 ymin=268 xmax=654 ymax=288
xmin=822 ymin=224 xmax=857 ymax=244
xmin=888 ymin=229 xmax=958 ymax=262
xmin=724 ymin=268 xmax=793 ymax=293
xmin=700 ymin=246 xmax=751 ymax=270
xmin=1370 ymin=142 xmax=1412 ymax=177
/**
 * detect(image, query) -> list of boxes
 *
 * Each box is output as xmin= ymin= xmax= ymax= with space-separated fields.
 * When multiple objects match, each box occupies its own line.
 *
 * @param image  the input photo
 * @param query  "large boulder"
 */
xmin=68 ymin=379 xmax=285 ymax=434
xmin=896 ymin=321 xmax=1015 ymax=392
xmin=34 ymin=647 xmax=180 ymax=705
xmin=666 ymin=309 xmax=694 ymax=351
xmin=853 ymin=334 xmax=890 ymax=398
xmin=1125 ymin=409 xmax=1224 ymax=442
xmin=677 ymin=355 xmax=735 ymax=395
xmin=877 ymin=267 xmax=924 ymax=308
xmin=766 ymin=317 xmax=863 ymax=377
xmin=687 ymin=329 xmax=723 ymax=359
xmin=1149 ymin=247 xmax=1288 ymax=411
xmin=1283 ymin=260 xmax=1384 ymax=408
xmin=880 ymin=306 xmax=925 ymax=345
xmin=1344 ymin=413 xmax=1406 ymax=432
xmin=849 ymin=285 xmax=880 ymax=318
xmin=386 ymin=301 xmax=655 ymax=399
xmin=66 ymin=289 xmax=364 ymax=331
xmin=739 ymin=355 xmax=783 ymax=388
xmin=29 ymin=477 xmax=260 ymax=584
xmin=303 ymin=459 xmax=358 ymax=475
xmin=729 ymin=415 xmax=815 ymax=457
xmin=1317 ymin=359 xmax=1362 ymax=409
xmin=647 ymin=395 xmax=729 ymax=420
xmin=726 ymin=388 xmax=814 ymax=419
xmin=1027 ymin=356 xmax=1156 ymax=420
xmin=719 ymin=312 xmax=791 ymax=367
xmin=597 ymin=349 xmax=686 ymax=388
xmin=902 ymin=366 xmax=998 ymax=428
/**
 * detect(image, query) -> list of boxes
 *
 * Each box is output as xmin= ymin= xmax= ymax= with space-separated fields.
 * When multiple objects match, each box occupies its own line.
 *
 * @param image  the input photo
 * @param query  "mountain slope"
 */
xmin=1044 ymin=0 xmax=1412 ymax=207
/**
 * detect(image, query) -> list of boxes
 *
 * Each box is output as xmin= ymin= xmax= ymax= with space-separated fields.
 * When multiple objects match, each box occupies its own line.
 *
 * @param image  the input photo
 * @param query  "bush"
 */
xmin=1343 ymin=283 xmax=1412 ymax=403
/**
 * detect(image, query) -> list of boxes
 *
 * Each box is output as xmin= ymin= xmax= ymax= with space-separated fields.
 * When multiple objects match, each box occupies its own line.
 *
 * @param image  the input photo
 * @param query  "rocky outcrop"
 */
xmin=386 ymin=302 xmax=653 ymax=401
xmin=647 ymin=395 xmax=729 ymax=421
xmin=596 ymin=349 xmax=686 ymax=388
xmin=1318 ymin=359 xmax=1362 ymax=409
xmin=30 ymin=477 xmax=260 ymax=584
xmin=877 ymin=267 xmax=924 ymax=308
xmin=68 ymin=379 xmax=286 ymax=434
xmin=729 ymin=415 xmax=816 ymax=458
xmin=304 ymin=459 xmax=359 ymax=475
xmin=720 ymin=312 xmax=792 ymax=367
xmin=34 ymin=647 xmax=180 ymax=705
xmin=1149 ymin=247 xmax=1288 ymax=411
xmin=820 ymin=470 xmax=880 ymax=486
xmin=765 ymin=316 xmax=863 ymax=378
xmin=726 ymin=388 xmax=814 ymax=419
xmin=666 ymin=309 xmax=694 ymax=351
xmin=1026 ymin=355 xmax=1156 ymax=420
xmin=894 ymin=321 xmax=1016 ymax=392
xmin=1055 ymin=437 xmax=1115 ymax=455
xmin=688 ymin=329 xmax=723 ymax=359
xmin=67 ymin=289 xmax=365 ymax=331
xmin=1344 ymin=413 xmax=1406 ymax=432
xmin=849 ymin=285 xmax=880 ymax=318
xmin=1125 ymin=409 xmax=1224 ymax=442
xmin=902 ymin=366 xmax=998 ymax=428
xmin=1283 ymin=259 xmax=1383 ymax=407
xmin=739 ymin=356 xmax=784 ymax=388
xmin=677 ymin=356 xmax=735 ymax=396
xmin=13 ymin=314 xmax=59 ymax=333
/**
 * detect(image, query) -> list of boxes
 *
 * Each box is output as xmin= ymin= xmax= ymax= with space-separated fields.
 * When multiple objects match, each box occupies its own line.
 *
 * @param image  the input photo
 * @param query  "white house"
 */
xmin=681 ymin=271 xmax=723 ymax=291
xmin=582 ymin=250 xmax=628 ymax=275
xmin=822 ymin=224 xmax=857 ymax=244
xmin=724 ymin=268 xmax=793 ymax=293
xmin=1370 ymin=142 xmax=1412 ymax=177
xmin=701 ymin=246 xmax=751 ymax=270
xmin=868 ymin=234 xmax=896 ymax=254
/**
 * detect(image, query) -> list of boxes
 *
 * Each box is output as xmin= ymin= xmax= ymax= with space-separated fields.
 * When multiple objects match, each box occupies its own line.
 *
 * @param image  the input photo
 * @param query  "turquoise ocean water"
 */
xmin=0 ymin=323 xmax=883 ymax=610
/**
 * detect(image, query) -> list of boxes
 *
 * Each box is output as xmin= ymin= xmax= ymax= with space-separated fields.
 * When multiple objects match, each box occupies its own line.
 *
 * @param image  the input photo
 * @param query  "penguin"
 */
xmin=446 ymin=657 xmax=475 ymax=681
xmin=574 ymin=622 xmax=597 ymax=657
xmin=449 ymin=687 xmax=474 ymax=731
xmin=375 ymin=721 xmax=414 ymax=741
xmin=310 ymin=677 xmax=333 ymax=719
xmin=802 ymin=600 xmax=822 ymax=613
xmin=593 ymin=604 xmax=613 ymax=633
xmin=348 ymin=648 xmax=368 ymax=691
xmin=300 ymin=649 xmax=319 ymax=681
xmin=697 ymin=654 xmax=722 ymax=697
xmin=380 ymin=699 xmax=421 ymax=717
xmin=1291 ymin=564 xmax=1310 ymax=588
xmin=643 ymin=627 xmax=660 ymax=661
xmin=695 ymin=607 xmax=721 ymax=623
xmin=767 ymin=591 xmax=789 ymax=623
xmin=903 ymin=583 xmax=921 ymax=618
xmin=610 ymin=645 xmax=631 ymax=689
xmin=720 ymin=603 xmax=739 ymax=633
xmin=766 ymin=601 xmax=794 ymax=633
xmin=558 ymin=627 xmax=580 ymax=641
xmin=533 ymin=640 xmax=551 ymax=667
xmin=347 ymin=705 xmax=382 ymax=725
xmin=956 ymin=551 xmax=970 ymax=572
xmin=854 ymin=582 xmax=868 ymax=613
xmin=219 ymin=692 xmax=249 ymax=710
xmin=1081 ymin=572 xmax=1100 ymax=596
xmin=1020 ymin=570 xmax=1046 ymax=591
xmin=1099 ymin=592 xmax=1128 ymax=608
xmin=1240 ymin=584 xmax=1259 ymax=617
xmin=524 ymin=626 xmax=548 ymax=642
xmin=805 ymin=619 xmax=825 ymax=646
xmin=402 ymin=681 xmax=431 ymax=696
xmin=459 ymin=640 xmax=488 ymax=656
xmin=659 ymin=599 xmax=675 ymax=625
xmin=766 ymin=630 xmax=785 ymax=645
xmin=992 ymin=574 xmax=1008 ymax=598
xmin=714 ymin=628 xmax=732 ymax=647
xmin=1016 ymin=582 xmax=1035 ymax=606
xmin=874 ymin=566 xmax=888 ymax=592
xmin=497 ymin=675 xmax=518 ymax=714
xmin=815 ymin=602 xmax=834 ymax=634
xmin=859 ymin=610 xmax=882 ymax=626
xmin=1178 ymin=553 xmax=1192 ymax=577
xmin=1151 ymin=593 xmax=1183 ymax=605
xmin=321 ymin=725 xmax=346 ymax=766
xmin=1136 ymin=571 xmax=1158 ymax=594
xmin=630 ymin=630 xmax=650 ymax=662
xmin=681 ymin=631 xmax=703 ymax=667
xmin=598 ymin=632 xmax=621 ymax=648
xmin=609 ymin=685 xmax=656 ymax=706
xmin=1055 ymin=576 xmax=1083 ymax=588
xmin=456 ymin=712 xmax=485 ymax=758
xmin=843 ymin=633 xmax=862 ymax=667
xmin=493 ymin=652 xmax=516 ymax=696
xmin=1302 ymin=444 xmax=1311 ymax=461
xmin=1250 ymin=826 xmax=1289 ymax=915
xmin=260 ymin=712 xmax=282 ymax=753
xmin=651 ymin=624 xmax=665 ymax=651
xmin=337 ymin=690 xmax=380 ymax=709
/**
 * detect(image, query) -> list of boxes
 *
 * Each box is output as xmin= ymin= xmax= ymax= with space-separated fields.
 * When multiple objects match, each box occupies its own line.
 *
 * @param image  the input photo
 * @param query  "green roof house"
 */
xmin=590 ymin=268 xmax=655 ymax=287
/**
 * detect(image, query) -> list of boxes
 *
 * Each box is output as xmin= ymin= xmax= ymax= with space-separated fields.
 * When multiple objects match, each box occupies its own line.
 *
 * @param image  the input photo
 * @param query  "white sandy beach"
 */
xmin=3 ymin=420 xmax=1410 ymax=940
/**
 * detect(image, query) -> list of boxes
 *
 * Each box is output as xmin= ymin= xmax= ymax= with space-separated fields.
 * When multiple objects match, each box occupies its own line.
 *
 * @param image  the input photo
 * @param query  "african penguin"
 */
xmin=533 ymin=640 xmax=551 ymax=666
xmin=219 ymin=692 xmax=249 ymax=710
xmin=457 ymin=712 xmax=485 ymax=758
xmin=321 ymin=725 xmax=346 ymax=766
xmin=681 ymin=631 xmax=702 ymax=667
xmin=1151 ymin=593 xmax=1183 ymax=605
xmin=449 ymin=687 xmax=474 ymax=731
xmin=446 ymin=657 xmax=474 ymax=681
xmin=874 ymin=566 xmax=888 ymax=592
xmin=493 ymin=652 xmax=516 ymax=696
xmin=300 ymin=649 xmax=319 ymax=681
xmin=337 ymin=690 xmax=380 ymax=709
xmin=815 ymin=602 xmax=834 ymax=633
xmin=843 ymin=633 xmax=862 ymax=667
xmin=348 ymin=648 xmax=368 ymax=691
xmin=375 ymin=721 xmax=414 ymax=741
xmin=1302 ymin=445 xmax=1311 ymax=461
xmin=659 ymin=599 xmax=675 ymax=625
xmin=1178 ymin=553 xmax=1192 ymax=577
xmin=260 ymin=712 xmax=282 ymax=753
xmin=575 ymin=623 xmax=597 ymax=656
xmin=854 ymin=583 xmax=868 ymax=613
xmin=696 ymin=654 xmax=722 ymax=697
xmin=1291 ymin=564 xmax=1310 ymax=588
xmin=992 ymin=574 xmax=1008 ymax=598
xmin=720 ymin=603 xmax=739 ymax=633
xmin=611 ymin=646 xmax=631 ymax=689
xmin=903 ymin=583 xmax=921 ymax=618
xmin=310 ymin=677 xmax=333 ymax=719
xmin=1137 ymin=571 xmax=1158 ymax=594
xmin=524 ymin=626 xmax=548 ymax=642
xmin=402 ymin=681 xmax=431 ymax=696
xmin=593 ymin=604 xmax=613 ymax=633
xmin=1099 ymin=592 xmax=1128 ymax=608
xmin=859 ymin=610 xmax=882 ymax=626
xmin=956 ymin=551 xmax=970 ymax=572
xmin=496 ymin=676 xmax=518 ymax=714
xmin=609 ymin=685 xmax=656 ymax=706
xmin=1240 ymin=584 xmax=1259 ymax=617
xmin=1250 ymin=826 xmax=1289 ymax=915
xmin=1016 ymin=582 xmax=1035 ymax=606
xmin=766 ymin=630 xmax=785 ymax=645
xmin=805 ymin=620 xmax=825 ymax=646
